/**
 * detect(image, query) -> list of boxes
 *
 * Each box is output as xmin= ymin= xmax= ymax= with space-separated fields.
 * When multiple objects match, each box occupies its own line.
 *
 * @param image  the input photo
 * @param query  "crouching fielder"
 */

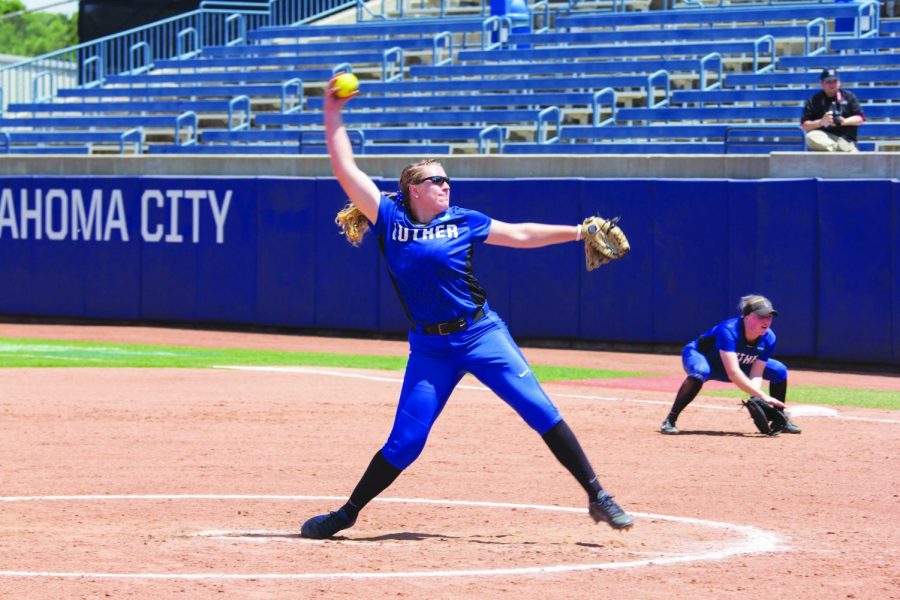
xmin=659 ymin=294 xmax=801 ymax=436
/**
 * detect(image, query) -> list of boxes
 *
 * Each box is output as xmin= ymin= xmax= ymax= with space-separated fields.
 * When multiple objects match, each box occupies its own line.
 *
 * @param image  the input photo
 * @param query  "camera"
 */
xmin=830 ymin=102 xmax=843 ymax=126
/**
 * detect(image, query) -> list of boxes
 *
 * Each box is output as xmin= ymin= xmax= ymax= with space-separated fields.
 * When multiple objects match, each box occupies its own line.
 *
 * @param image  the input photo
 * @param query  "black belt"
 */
xmin=420 ymin=306 xmax=486 ymax=335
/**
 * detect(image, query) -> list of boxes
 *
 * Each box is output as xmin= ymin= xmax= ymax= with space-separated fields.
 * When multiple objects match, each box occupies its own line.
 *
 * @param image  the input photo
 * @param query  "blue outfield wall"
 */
xmin=0 ymin=176 xmax=897 ymax=366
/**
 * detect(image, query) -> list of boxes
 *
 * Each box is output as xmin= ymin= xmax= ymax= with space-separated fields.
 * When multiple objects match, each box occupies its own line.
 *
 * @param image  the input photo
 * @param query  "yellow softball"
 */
xmin=333 ymin=72 xmax=359 ymax=98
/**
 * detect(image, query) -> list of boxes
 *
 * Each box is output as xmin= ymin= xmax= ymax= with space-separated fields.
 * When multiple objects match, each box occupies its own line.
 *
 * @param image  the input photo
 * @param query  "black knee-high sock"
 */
xmin=769 ymin=380 xmax=787 ymax=403
xmin=342 ymin=451 xmax=403 ymax=519
xmin=667 ymin=376 xmax=704 ymax=424
xmin=541 ymin=420 xmax=603 ymax=499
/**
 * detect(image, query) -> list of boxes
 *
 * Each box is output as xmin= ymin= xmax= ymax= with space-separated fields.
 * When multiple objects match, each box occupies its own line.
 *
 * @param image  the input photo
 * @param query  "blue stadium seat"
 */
xmin=3 ymin=0 xmax=895 ymax=156
xmin=0 ymin=129 xmax=143 ymax=154
xmin=673 ymin=87 xmax=900 ymax=104
xmin=778 ymin=54 xmax=900 ymax=68
xmin=830 ymin=36 xmax=900 ymax=51
xmin=509 ymin=24 xmax=815 ymax=46
xmin=1 ymin=144 xmax=90 ymax=155
xmin=248 ymin=15 xmax=507 ymax=51
xmin=615 ymin=105 xmax=899 ymax=122
xmin=554 ymin=2 xmax=878 ymax=36
xmin=203 ymin=126 xmax=507 ymax=143
xmin=304 ymin=92 xmax=598 ymax=110
xmin=502 ymin=142 xmax=727 ymax=154
xmin=250 ymin=16 xmax=495 ymax=39
xmin=57 ymin=83 xmax=299 ymax=99
xmin=254 ymin=109 xmax=549 ymax=127
xmin=148 ymin=143 xmax=452 ymax=155
xmin=410 ymin=60 xmax=704 ymax=77
xmin=105 ymin=68 xmax=334 ymax=85
xmin=458 ymin=39 xmax=772 ymax=61
xmin=202 ymin=37 xmax=439 ymax=56
xmin=726 ymin=69 xmax=900 ymax=86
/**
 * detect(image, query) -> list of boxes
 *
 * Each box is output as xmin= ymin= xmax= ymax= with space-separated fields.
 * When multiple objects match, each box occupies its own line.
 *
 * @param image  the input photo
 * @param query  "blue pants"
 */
xmin=682 ymin=346 xmax=788 ymax=384
xmin=381 ymin=308 xmax=561 ymax=469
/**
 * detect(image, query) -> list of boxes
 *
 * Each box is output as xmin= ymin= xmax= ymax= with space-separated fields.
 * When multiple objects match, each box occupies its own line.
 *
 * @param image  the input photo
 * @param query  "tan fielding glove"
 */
xmin=581 ymin=216 xmax=631 ymax=271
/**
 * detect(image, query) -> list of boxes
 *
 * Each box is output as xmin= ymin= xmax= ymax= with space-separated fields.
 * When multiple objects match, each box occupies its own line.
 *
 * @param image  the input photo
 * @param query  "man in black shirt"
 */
xmin=801 ymin=68 xmax=866 ymax=152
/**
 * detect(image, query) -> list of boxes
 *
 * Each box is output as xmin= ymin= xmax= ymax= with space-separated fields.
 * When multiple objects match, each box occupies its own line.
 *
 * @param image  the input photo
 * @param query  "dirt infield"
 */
xmin=0 ymin=323 xmax=898 ymax=599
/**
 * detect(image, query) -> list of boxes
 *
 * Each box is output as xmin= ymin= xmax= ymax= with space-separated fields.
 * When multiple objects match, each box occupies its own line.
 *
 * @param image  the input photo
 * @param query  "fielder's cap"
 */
xmin=742 ymin=296 xmax=779 ymax=318
xmin=820 ymin=68 xmax=839 ymax=81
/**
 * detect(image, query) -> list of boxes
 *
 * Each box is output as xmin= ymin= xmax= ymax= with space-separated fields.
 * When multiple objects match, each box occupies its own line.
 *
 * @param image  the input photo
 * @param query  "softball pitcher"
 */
xmin=299 ymin=75 xmax=633 ymax=540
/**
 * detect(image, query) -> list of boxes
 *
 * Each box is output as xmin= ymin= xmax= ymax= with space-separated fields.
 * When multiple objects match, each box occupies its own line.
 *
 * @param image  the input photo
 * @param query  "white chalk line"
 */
xmin=0 ymin=343 xmax=184 ymax=357
xmin=214 ymin=365 xmax=900 ymax=425
xmin=0 ymin=494 xmax=781 ymax=581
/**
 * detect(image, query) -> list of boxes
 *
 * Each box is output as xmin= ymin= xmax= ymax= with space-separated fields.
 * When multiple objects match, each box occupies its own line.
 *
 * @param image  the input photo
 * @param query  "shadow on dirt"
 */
xmin=671 ymin=430 xmax=758 ymax=437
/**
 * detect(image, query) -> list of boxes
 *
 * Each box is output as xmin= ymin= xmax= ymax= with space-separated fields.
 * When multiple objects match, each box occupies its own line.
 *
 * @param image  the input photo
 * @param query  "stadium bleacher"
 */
xmin=0 ymin=0 xmax=896 ymax=155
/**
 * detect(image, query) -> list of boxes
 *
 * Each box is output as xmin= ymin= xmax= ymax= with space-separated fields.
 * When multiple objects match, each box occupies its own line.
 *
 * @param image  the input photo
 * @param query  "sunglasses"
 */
xmin=415 ymin=175 xmax=451 ymax=186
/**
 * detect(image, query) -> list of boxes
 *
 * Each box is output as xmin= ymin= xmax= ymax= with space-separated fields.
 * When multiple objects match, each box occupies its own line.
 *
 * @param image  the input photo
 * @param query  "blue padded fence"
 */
xmin=0 ymin=176 xmax=897 ymax=366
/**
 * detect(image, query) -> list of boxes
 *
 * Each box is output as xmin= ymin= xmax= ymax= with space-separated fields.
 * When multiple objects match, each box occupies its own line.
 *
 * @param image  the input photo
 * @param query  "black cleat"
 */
xmin=660 ymin=419 xmax=680 ymax=435
xmin=782 ymin=421 xmax=802 ymax=434
xmin=300 ymin=508 xmax=356 ymax=539
xmin=589 ymin=491 xmax=634 ymax=531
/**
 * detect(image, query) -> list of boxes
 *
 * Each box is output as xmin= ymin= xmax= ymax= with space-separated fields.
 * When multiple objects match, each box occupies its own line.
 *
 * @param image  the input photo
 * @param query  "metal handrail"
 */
xmin=129 ymin=42 xmax=153 ymax=75
xmin=177 ymin=27 xmax=201 ymax=59
xmin=805 ymin=17 xmax=828 ymax=56
xmin=382 ymin=47 xmax=403 ymax=82
xmin=228 ymin=95 xmax=251 ymax=131
xmin=753 ymin=34 xmax=776 ymax=73
xmin=176 ymin=111 xmax=199 ymax=146
xmin=433 ymin=32 xmax=453 ymax=67
xmin=592 ymin=88 xmax=616 ymax=127
xmin=478 ymin=125 xmax=505 ymax=154
xmin=81 ymin=54 xmax=104 ymax=89
xmin=647 ymin=70 xmax=670 ymax=109
xmin=119 ymin=127 xmax=144 ymax=154
xmin=281 ymin=78 xmax=303 ymax=114
xmin=224 ymin=13 xmax=247 ymax=46
xmin=482 ymin=16 xmax=511 ymax=52
xmin=700 ymin=52 xmax=722 ymax=92
xmin=32 ymin=70 xmax=53 ymax=103
xmin=530 ymin=0 xmax=550 ymax=34
xmin=537 ymin=106 xmax=561 ymax=144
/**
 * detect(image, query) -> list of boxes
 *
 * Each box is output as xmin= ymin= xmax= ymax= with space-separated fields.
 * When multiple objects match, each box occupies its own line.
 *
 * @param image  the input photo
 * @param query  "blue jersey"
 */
xmin=366 ymin=194 xmax=561 ymax=469
xmin=687 ymin=317 xmax=777 ymax=374
xmin=371 ymin=194 xmax=492 ymax=325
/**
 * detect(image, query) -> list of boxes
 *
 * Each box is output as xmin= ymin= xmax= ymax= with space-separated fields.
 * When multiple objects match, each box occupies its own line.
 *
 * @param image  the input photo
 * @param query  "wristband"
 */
xmin=575 ymin=224 xmax=582 ymax=242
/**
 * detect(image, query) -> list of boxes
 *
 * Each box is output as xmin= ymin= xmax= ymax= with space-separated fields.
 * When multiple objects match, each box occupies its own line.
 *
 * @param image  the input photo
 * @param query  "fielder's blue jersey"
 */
xmin=371 ymin=194 xmax=491 ymax=325
xmin=686 ymin=317 xmax=777 ymax=374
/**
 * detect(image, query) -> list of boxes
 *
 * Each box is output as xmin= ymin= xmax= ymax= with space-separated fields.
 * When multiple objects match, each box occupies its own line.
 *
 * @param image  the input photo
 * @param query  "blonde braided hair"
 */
xmin=334 ymin=159 xmax=443 ymax=246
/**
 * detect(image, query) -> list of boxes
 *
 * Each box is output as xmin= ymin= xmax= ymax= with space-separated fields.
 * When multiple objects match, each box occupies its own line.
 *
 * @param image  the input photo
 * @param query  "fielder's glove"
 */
xmin=742 ymin=396 xmax=788 ymax=436
xmin=581 ymin=216 xmax=630 ymax=271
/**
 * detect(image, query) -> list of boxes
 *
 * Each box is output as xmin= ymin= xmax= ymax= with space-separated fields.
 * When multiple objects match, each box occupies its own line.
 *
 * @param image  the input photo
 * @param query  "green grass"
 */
xmin=3 ymin=337 xmax=895 ymax=409
xmin=703 ymin=387 xmax=900 ymax=410
xmin=0 ymin=337 xmax=645 ymax=382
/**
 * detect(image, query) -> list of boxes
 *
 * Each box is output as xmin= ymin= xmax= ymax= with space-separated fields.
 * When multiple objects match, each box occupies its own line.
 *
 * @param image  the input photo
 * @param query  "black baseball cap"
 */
xmin=742 ymin=297 xmax=779 ymax=318
xmin=820 ymin=68 xmax=839 ymax=81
